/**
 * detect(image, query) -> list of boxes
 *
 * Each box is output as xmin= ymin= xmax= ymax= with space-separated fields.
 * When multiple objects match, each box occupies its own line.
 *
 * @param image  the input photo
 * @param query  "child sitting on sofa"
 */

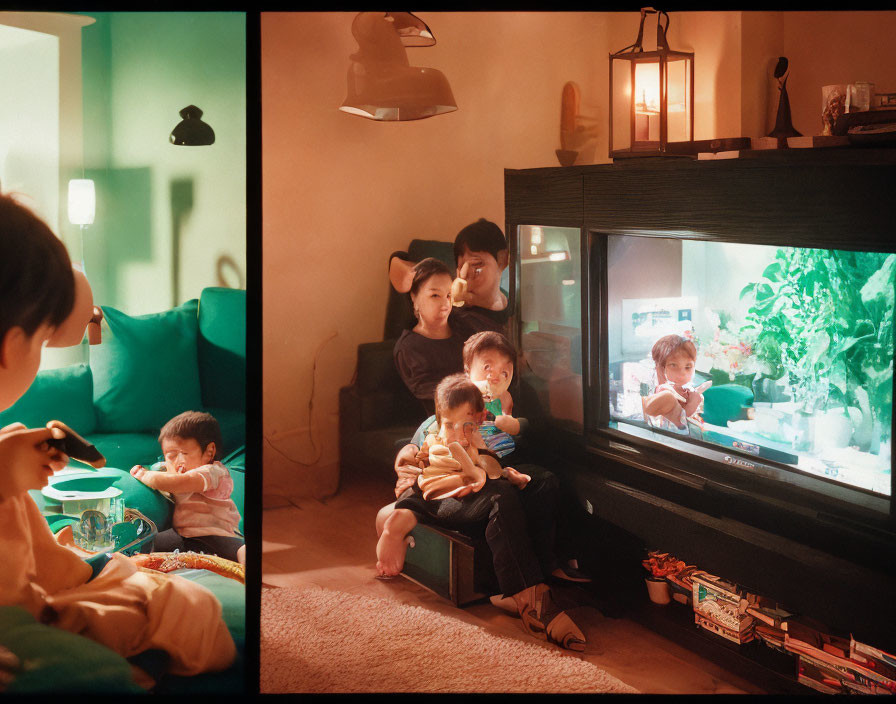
xmin=131 ymin=411 xmax=245 ymax=565
xmin=0 ymin=193 xmax=235 ymax=686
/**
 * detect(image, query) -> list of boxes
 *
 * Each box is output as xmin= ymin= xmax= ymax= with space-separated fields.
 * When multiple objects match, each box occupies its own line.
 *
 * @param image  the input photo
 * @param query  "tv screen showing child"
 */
xmin=605 ymin=234 xmax=894 ymax=498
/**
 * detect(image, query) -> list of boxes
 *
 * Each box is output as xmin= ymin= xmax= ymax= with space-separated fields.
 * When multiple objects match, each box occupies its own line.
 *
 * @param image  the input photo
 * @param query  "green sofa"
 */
xmin=0 ymin=286 xmax=246 ymax=693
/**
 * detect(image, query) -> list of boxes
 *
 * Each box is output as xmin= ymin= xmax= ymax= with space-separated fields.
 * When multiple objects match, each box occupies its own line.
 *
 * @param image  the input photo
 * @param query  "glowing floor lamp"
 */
xmin=67 ymin=178 xmax=95 ymax=267
xmin=66 ymin=178 xmax=103 ymax=345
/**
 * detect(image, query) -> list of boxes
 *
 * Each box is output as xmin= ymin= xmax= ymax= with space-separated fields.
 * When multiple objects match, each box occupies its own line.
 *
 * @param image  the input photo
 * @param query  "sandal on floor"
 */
xmin=519 ymin=584 xmax=587 ymax=652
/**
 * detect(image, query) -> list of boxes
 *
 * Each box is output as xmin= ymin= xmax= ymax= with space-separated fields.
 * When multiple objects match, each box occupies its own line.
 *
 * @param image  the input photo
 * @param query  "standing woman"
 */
xmin=393 ymin=258 xmax=475 ymax=414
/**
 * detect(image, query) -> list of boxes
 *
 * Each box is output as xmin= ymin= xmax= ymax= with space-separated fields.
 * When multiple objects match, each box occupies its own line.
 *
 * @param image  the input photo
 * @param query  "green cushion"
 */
xmin=702 ymin=384 xmax=754 ymax=427
xmin=171 ymin=568 xmax=244 ymax=643
xmin=0 ymin=364 xmax=95 ymax=435
xmin=198 ymin=288 xmax=246 ymax=412
xmin=91 ymin=299 xmax=201 ymax=433
xmin=86 ymin=432 xmax=163 ymax=471
xmin=0 ymin=606 xmax=141 ymax=693
xmin=203 ymin=406 xmax=245 ymax=457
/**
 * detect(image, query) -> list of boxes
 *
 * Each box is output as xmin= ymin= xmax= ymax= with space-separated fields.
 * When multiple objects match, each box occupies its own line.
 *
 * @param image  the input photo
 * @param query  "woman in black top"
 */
xmin=392 ymin=258 xmax=479 ymax=414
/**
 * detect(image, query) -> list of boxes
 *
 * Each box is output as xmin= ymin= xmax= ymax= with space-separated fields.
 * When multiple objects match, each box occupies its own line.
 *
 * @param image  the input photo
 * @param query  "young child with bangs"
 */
xmin=131 ymin=410 xmax=245 ymax=565
xmin=643 ymin=333 xmax=712 ymax=431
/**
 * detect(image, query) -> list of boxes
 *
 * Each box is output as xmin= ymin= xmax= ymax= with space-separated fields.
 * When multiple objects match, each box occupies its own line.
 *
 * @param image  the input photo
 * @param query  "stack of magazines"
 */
xmin=783 ymin=617 xmax=896 ymax=694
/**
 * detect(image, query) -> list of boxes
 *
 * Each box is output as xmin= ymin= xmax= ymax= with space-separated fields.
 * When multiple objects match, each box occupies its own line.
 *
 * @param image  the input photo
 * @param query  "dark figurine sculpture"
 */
xmin=767 ymin=57 xmax=801 ymax=146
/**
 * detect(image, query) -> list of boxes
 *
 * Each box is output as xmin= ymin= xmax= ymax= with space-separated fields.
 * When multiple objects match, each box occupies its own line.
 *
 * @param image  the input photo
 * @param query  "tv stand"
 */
xmin=505 ymin=150 xmax=896 ymax=692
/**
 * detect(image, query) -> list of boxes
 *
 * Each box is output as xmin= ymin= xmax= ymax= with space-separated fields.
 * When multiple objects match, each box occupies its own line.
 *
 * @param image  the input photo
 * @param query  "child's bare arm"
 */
xmin=130 ymin=465 xmax=205 ymax=493
xmin=683 ymin=380 xmax=712 ymax=417
xmin=493 ymin=391 xmax=521 ymax=435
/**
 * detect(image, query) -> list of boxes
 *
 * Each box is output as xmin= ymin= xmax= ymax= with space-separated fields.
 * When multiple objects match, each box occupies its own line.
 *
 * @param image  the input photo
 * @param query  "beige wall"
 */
xmin=262 ymin=10 xmax=896 ymax=501
xmin=741 ymin=11 xmax=896 ymax=138
xmin=261 ymin=12 xmax=608 ymax=501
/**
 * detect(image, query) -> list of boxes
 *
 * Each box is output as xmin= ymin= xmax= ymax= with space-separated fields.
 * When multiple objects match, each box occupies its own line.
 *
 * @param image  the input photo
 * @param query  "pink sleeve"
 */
xmin=188 ymin=462 xmax=234 ymax=500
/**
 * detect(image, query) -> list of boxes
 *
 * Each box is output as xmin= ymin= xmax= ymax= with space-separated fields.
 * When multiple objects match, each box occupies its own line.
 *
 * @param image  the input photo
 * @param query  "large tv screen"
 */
xmin=605 ymin=234 xmax=894 ymax=499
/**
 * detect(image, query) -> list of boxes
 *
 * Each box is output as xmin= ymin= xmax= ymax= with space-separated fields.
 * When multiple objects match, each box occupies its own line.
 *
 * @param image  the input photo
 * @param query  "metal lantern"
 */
xmin=609 ymin=8 xmax=694 ymax=158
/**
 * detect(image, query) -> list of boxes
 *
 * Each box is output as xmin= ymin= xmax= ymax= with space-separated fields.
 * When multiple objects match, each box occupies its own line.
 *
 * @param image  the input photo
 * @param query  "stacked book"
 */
xmin=691 ymin=571 xmax=757 ymax=645
xmin=783 ymin=617 xmax=896 ymax=694
xmin=745 ymin=595 xmax=793 ymax=653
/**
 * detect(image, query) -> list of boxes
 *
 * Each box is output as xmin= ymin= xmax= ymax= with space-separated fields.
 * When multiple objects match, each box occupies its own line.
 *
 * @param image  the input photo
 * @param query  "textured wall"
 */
xmin=81 ymin=12 xmax=246 ymax=315
xmin=261 ymin=11 xmax=608 ymax=500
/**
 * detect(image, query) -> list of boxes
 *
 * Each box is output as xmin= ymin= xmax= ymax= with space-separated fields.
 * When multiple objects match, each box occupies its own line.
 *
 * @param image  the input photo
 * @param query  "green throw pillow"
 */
xmin=702 ymin=384 xmax=754 ymax=427
xmin=0 ymin=606 xmax=141 ymax=693
xmin=198 ymin=287 xmax=246 ymax=412
xmin=0 ymin=364 xmax=96 ymax=435
xmin=91 ymin=299 xmax=201 ymax=433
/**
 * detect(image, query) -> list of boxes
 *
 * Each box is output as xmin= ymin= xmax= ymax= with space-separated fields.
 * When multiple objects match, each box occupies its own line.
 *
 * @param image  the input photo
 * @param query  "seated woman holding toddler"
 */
xmin=376 ymin=219 xmax=591 ymax=651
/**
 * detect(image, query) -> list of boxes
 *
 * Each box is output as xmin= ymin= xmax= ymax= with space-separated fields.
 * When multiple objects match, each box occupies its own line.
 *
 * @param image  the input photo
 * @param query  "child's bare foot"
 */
xmin=375 ymin=532 xmax=414 ymax=579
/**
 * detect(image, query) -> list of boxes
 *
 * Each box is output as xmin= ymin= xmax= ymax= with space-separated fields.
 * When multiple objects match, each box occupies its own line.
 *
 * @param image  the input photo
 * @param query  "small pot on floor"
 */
xmin=645 ymin=577 xmax=671 ymax=605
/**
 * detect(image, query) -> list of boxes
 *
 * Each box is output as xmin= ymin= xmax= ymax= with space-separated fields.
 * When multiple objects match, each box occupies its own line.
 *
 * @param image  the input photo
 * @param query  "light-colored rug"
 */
xmin=260 ymin=584 xmax=639 ymax=694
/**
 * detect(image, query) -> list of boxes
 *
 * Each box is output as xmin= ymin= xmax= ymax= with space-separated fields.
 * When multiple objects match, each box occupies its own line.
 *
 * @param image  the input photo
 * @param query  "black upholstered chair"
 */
xmin=338 ymin=239 xmax=455 ymax=483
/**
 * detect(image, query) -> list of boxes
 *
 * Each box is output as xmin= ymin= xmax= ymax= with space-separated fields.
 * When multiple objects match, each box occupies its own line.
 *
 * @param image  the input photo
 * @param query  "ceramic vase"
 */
xmin=645 ymin=577 xmax=671 ymax=605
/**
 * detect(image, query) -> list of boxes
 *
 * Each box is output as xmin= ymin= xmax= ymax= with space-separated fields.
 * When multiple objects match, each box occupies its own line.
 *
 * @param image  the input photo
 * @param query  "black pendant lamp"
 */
xmin=170 ymin=105 xmax=215 ymax=146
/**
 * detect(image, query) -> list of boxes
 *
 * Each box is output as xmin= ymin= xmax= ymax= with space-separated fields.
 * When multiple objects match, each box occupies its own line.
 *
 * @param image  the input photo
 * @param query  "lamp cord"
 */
xmin=263 ymin=331 xmax=337 ymax=466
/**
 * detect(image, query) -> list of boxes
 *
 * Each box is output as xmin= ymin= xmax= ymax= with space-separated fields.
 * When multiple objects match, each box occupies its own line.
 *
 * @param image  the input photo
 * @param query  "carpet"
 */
xmin=260 ymin=585 xmax=639 ymax=694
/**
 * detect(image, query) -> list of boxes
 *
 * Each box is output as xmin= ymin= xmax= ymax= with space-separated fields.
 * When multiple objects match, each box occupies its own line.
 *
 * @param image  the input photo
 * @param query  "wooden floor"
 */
xmin=261 ymin=469 xmax=766 ymax=695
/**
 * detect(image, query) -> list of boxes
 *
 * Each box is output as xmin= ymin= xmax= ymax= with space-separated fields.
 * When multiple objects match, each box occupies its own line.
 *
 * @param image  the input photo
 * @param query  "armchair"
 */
xmin=338 ymin=239 xmax=455 ymax=482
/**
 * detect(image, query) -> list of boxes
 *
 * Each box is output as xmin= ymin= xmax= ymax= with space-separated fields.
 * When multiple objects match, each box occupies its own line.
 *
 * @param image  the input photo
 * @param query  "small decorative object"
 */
xmin=847 ymin=82 xmax=874 ymax=113
xmin=170 ymin=105 xmax=215 ymax=146
xmin=767 ymin=57 xmax=801 ymax=146
xmin=645 ymin=576 xmax=671 ymax=604
xmin=821 ymin=85 xmax=847 ymax=136
xmin=872 ymin=91 xmax=896 ymax=110
xmin=556 ymin=81 xmax=580 ymax=167
xmin=642 ymin=550 xmax=692 ymax=605
xmin=608 ymin=7 xmax=694 ymax=157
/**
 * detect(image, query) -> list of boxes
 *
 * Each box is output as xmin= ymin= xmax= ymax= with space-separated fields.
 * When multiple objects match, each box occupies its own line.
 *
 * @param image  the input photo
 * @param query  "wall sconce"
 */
xmin=339 ymin=12 xmax=457 ymax=121
xmin=67 ymin=178 xmax=95 ymax=226
xmin=169 ymin=105 xmax=215 ymax=145
xmin=609 ymin=8 xmax=694 ymax=158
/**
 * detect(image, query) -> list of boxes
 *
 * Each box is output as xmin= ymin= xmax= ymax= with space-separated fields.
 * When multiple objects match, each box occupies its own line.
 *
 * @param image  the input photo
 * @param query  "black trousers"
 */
xmin=143 ymin=528 xmax=244 ymax=563
xmin=514 ymin=463 xmax=580 ymax=565
xmin=397 ymin=477 xmax=554 ymax=597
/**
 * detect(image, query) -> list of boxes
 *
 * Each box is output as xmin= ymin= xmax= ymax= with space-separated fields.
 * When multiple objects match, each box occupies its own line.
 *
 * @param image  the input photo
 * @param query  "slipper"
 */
xmin=519 ymin=584 xmax=586 ymax=652
xmin=489 ymin=594 xmax=519 ymax=616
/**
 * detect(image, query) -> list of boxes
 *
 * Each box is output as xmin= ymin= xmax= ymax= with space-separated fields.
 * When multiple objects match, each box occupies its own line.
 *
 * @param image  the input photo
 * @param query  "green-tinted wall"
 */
xmin=80 ymin=12 xmax=246 ymax=315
